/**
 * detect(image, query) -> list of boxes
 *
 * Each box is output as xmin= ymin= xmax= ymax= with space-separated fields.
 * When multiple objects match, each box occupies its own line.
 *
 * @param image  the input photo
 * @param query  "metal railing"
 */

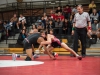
xmin=0 ymin=0 xmax=92 ymax=12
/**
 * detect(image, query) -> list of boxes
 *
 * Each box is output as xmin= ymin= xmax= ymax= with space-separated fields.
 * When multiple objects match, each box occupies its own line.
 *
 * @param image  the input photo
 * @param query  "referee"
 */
xmin=72 ymin=5 xmax=91 ymax=57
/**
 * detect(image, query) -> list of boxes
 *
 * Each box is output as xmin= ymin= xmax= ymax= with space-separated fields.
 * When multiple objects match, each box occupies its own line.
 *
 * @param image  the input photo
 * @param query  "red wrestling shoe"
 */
xmin=52 ymin=52 xmax=58 ymax=57
xmin=77 ymin=56 xmax=82 ymax=60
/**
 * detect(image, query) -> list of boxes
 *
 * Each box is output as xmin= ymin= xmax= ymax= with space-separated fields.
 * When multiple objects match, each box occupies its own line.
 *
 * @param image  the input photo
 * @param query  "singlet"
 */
xmin=26 ymin=33 xmax=41 ymax=44
xmin=51 ymin=36 xmax=61 ymax=48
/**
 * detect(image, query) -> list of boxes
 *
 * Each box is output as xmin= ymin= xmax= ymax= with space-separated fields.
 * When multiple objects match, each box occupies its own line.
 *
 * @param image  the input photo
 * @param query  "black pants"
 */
xmin=73 ymin=27 xmax=87 ymax=55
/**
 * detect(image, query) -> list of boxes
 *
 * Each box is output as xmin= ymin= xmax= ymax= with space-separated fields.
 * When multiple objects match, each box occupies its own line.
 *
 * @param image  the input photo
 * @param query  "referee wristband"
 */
xmin=72 ymin=27 xmax=75 ymax=30
xmin=88 ymin=26 xmax=91 ymax=30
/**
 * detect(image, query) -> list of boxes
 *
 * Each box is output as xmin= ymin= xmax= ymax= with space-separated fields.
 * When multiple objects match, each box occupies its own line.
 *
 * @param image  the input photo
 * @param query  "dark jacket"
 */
xmin=62 ymin=21 xmax=72 ymax=29
xmin=17 ymin=33 xmax=27 ymax=45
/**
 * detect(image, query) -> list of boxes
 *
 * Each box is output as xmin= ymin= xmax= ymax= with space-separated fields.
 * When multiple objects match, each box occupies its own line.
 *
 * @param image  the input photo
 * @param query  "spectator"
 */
xmin=3 ymin=21 xmax=12 ymax=37
xmin=29 ymin=25 xmax=38 ymax=34
xmin=56 ymin=6 xmax=62 ymax=13
xmin=63 ymin=19 xmax=72 ymax=35
xmin=57 ymin=12 xmax=64 ymax=21
xmin=69 ymin=12 xmax=75 ymax=26
xmin=90 ymin=9 xmax=99 ymax=23
xmin=37 ymin=22 xmax=44 ymax=32
xmin=49 ymin=20 xmax=55 ymax=29
xmin=72 ymin=5 xmax=77 ymax=14
xmin=54 ymin=13 xmax=58 ymax=21
xmin=46 ymin=20 xmax=54 ymax=33
xmin=55 ymin=18 xmax=63 ymax=34
xmin=89 ymin=0 xmax=96 ymax=14
xmin=41 ymin=13 xmax=48 ymax=29
xmin=17 ymin=29 xmax=27 ymax=45
xmin=87 ymin=18 xmax=100 ymax=41
xmin=16 ymin=14 xmax=26 ymax=29
xmin=63 ymin=5 xmax=72 ymax=19
xmin=0 ymin=21 xmax=4 ymax=41
xmin=42 ymin=13 xmax=48 ymax=21
xmin=10 ymin=14 xmax=18 ymax=27
xmin=50 ymin=10 xmax=55 ymax=20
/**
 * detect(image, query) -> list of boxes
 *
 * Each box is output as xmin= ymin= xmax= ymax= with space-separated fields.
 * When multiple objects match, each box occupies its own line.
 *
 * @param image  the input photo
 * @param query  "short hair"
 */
xmin=77 ymin=4 xmax=83 ymax=8
xmin=40 ymin=30 xmax=47 ymax=35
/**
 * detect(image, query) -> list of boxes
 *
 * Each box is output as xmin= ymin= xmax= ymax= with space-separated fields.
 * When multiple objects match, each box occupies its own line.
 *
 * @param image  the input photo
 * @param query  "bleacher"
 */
xmin=0 ymin=0 xmax=100 ymax=56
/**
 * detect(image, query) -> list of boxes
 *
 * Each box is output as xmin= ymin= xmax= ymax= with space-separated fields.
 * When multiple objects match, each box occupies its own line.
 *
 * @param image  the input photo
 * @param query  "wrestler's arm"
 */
xmin=38 ymin=37 xmax=55 ymax=59
xmin=41 ymin=34 xmax=52 ymax=45
xmin=37 ymin=37 xmax=45 ymax=50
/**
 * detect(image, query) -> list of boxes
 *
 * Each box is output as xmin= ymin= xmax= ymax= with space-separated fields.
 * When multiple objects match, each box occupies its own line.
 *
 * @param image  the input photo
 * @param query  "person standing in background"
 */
xmin=72 ymin=5 xmax=91 ymax=57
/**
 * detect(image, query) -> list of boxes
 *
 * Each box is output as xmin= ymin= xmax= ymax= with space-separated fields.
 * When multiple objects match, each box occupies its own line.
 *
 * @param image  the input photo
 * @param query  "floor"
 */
xmin=0 ymin=55 xmax=100 ymax=75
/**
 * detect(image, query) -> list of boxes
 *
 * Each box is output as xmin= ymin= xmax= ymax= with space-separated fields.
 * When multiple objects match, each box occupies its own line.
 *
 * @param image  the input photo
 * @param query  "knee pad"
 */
xmin=25 ymin=56 xmax=32 ymax=61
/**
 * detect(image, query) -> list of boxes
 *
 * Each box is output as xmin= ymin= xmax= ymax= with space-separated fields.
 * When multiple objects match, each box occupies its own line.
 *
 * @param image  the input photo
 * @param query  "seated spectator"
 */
xmin=17 ymin=29 xmax=27 ymax=45
xmin=63 ymin=5 xmax=72 ymax=19
xmin=0 ymin=20 xmax=4 ymax=41
xmin=87 ymin=18 xmax=100 ymax=41
xmin=10 ymin=14 xmax=18 ymax=27
xmin=55 ymin=18 xmax=63 ymax=34
xmin=29 ymin=25 xmax=38 ymax=34
xmin=16 ymin=14 xmax=26 ymax=29
xmin=3 ymin=21 xmax=13 ymax=37
xmin=41 ymin=13 xmax=48 ymax=29
xmin=62 ymin=19 xmax=72 ymax=35
xmin=45 ymin=19 xmax=54 ymax=33
xmin=54 ymin=13 xmax=58 ymax=21
xmin=90 ymin=9 xmax=99 ymax=23
xmin=56 ymin=6 xmax=62 ymax=14
xmin=57 ymin=12 xmax=64 ymax=21
xmin=72 ymin=5 xmax=77 ymax=15
xmin=37 ymin=22 xmax=44 ymax=32
xmin=50 ymin=10 xmax=56 ymax=20
xmin=49 ymin=20 xmax=55 ymax=29
xmin=42 ymin=13 xmax=48 ymax=21
xmin=89 ymin=0 xmax=96 ymax=14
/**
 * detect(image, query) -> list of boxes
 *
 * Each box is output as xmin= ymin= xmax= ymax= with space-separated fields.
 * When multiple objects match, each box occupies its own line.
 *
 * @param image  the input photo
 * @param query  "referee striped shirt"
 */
xmin=73 ymin=12 xmax=90 ymax=28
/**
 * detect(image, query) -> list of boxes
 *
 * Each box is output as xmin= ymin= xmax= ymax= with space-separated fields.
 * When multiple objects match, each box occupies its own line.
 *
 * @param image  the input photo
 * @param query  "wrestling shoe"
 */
xmin=77 ymin=56 xmax=82 ymax=60
xmin=33 ymin=54 xmax=40 ymax=59
xmin=52 ymin=52 xmax=58 ymax=57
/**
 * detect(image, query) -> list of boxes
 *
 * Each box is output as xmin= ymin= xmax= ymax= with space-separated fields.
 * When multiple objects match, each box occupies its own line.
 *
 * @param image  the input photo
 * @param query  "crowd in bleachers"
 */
xmin=0 ymin=0 xmax=100 ymax=46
